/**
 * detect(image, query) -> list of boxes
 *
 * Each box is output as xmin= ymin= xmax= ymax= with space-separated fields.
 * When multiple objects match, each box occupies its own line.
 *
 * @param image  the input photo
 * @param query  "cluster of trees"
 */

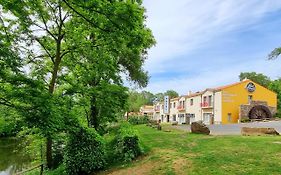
xmin=127 ymin=89 xmax=179 ymax=112
xmin=239 ymin=72 xmax=281 ymax=116
xmin=0 ymin=0 xmax=155 ymax=172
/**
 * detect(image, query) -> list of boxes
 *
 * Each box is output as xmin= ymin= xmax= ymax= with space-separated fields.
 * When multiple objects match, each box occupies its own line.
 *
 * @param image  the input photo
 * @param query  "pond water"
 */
xmin=0 ymin=138 xmax=31 ymax=175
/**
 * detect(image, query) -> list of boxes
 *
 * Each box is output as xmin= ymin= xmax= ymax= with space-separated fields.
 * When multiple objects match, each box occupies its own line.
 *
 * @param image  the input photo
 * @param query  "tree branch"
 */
xmin=62 ymin=0 xmax=111 ymax=33
xmin=34 ymin=37 xmax=55 ymax=64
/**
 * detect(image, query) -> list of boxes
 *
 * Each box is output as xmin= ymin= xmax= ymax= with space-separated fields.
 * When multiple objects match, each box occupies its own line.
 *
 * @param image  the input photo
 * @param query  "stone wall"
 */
xmin=239 ymin=101 xmax=277 ymax=120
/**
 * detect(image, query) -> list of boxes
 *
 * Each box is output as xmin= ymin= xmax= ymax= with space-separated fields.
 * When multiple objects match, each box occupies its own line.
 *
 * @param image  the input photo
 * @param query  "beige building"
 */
xmin=140 ymin=105 xmax=154 ymax=117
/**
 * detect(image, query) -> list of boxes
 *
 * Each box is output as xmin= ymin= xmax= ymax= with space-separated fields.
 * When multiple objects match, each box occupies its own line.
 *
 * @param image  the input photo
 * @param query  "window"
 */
xmin=203 ymin=96 xmax=207 ymax=102
xmin=183 ymin=101 xmax=185 ymax=108
xmin=173 ymin=115 xmax=176 ymax=121
xmin=227 ymin=113 xmax=232 ymax=123
xmin=248 ymin=95 xmax=253 ymax=104
xmin=174 ymin=102 xmax=176 ymax=108
xmin=208 ymin=95 xmax=212 ymax=106
xmin=190 ymin=99 xmax=194 ymax=106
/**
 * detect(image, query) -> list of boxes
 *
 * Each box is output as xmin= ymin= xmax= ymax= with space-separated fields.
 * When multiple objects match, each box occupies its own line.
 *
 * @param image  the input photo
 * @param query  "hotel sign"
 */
xmin=164 ymin=95 xmax=170 ymax=114
xmin=246 ymin=82 xmax=256 ymax=93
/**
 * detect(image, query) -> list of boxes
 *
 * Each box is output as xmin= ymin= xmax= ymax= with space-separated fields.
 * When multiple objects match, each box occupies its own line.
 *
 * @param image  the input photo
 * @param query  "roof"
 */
xmin=141 ymin=105 xmax=154 ymax=109
xmin=213 ymin=79 xmax=251 ymax=91
xmin=184 ymin=91 xmax=204 ymax=98
xmin=170 ymin=97 xmax=179 ymax=101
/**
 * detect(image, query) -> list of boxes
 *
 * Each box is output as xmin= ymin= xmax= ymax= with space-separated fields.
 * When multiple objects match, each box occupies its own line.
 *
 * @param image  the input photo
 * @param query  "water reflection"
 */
xmin=0 ymin=138 xmax=31 ymax=175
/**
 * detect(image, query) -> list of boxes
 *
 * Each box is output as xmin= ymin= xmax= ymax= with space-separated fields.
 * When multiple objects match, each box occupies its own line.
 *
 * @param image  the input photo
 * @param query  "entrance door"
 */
xmin=167 ymin=115 xmax=170 ymax=122
xmin=185 ymin=114 xmax=190 ymax=125
xmin=203 ymin=113 xmax=211 ymax=125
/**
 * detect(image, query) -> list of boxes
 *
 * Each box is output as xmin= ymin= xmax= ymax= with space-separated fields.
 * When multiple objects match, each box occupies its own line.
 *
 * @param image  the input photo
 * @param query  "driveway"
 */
xmin=173 ymin=121 xmax=281 ymax=135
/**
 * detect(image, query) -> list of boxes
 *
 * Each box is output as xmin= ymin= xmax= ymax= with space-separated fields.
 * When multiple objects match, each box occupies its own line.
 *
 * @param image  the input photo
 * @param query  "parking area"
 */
xmin=173 ymin=121 xmax=281 ymax=135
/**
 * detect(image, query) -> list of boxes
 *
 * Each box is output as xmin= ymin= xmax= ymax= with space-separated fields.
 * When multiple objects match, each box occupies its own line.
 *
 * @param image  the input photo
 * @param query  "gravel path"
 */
xmin=173 ymin=121 xmax=281 ymax=135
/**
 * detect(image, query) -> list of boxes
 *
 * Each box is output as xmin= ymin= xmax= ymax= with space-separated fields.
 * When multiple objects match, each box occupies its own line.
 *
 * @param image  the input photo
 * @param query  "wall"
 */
xmin=186 ymin=95 xmax=202 ymax=121
xmin=221 ymin=80 xmax=277 ymax=124
xmin=214 ymin=91 xmax=222 ymax=124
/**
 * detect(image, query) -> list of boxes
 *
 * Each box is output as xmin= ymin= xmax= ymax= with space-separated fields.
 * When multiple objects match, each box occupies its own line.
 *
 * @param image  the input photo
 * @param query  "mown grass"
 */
xmin=101 ymin=124 xmax=281 ymax=175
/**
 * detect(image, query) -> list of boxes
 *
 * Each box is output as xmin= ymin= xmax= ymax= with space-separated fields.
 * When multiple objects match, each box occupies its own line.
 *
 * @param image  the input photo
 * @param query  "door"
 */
xmin=203 ymin=113 xmax=211 ymax=125
xmin=186 ymin=114 xmax=190 ymax=125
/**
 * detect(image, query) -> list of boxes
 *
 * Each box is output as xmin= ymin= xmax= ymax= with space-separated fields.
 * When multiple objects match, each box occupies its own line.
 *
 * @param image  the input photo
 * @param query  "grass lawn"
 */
xmin=99 ymin=124 xmax=281 ymax=175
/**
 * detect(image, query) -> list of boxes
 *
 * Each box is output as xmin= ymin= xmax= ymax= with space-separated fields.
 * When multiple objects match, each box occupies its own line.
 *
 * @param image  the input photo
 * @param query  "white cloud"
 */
xmin=144 ymin=58 xmax=281 ymax=95
xmin=139 ymin=0 xmax=281 ymax=94
xmin=143 ymin=0 xmax=281 ymax=73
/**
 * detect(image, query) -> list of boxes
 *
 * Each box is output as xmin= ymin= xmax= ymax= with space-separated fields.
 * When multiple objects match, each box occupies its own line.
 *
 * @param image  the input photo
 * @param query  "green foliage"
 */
xmin=164 ymin=90 xmax=179 ymax=99
xmin=128 ymin=115 xmax=149 ymax=125
xmin=64 ymin=127 xmax=106 ymax=175
xmin=239 ymin=72 xmax=271 ymax=88
xmin=269 ymin=79 xmax=281 ymax=117
xmin=0 ymin=0 xmax=155 ymax=168
xmin=0 ymin=108 xmax=23 ymax=137
xmin=127 ymin=90 xmax=150 ymax=112
xmin=52 ymin=134 xmax=67 ymax=169
xmin=17 ymin=128 xmax=45 ymax=164
xmin=111 ymin=122 xmax=142 ymax=162
xmin=268 ymin=47 xmax=281 ymax=60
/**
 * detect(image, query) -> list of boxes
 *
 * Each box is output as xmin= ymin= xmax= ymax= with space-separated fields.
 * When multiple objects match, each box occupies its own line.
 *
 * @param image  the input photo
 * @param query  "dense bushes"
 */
xmin=25 ymin=123 xmax=143 ymax=175
xmin=64 ymin=127 xmax=106 ymax=175
xmin=128 ymin=115 xmax=149 ymax=125
xmin=110 ymin=122 xmax=142 ymax=162
xmin=0 ymin=108 xmax=23 ymax=137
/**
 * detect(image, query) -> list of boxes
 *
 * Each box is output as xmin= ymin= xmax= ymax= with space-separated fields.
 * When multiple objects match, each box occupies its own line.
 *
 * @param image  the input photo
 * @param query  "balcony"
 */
xmin=200 ymin=102 xmax=213 ymax=108
xmin=154 ymin=107 xmax=160 ymax=112
xmin=177 ymin=105 xmax=185 ymax=111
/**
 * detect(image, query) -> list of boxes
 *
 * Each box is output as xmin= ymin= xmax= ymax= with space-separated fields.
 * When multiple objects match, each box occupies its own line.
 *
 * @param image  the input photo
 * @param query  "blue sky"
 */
xmin=140 ymin=0 xmax=281 ymax=95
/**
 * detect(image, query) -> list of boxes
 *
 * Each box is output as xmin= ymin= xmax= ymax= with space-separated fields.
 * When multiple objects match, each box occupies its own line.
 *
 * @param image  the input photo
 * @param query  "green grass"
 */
xmin=101 ymin=124 xmax=281 ymax=175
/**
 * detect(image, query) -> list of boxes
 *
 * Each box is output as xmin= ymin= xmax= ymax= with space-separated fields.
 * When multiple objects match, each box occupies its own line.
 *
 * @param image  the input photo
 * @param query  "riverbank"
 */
xmin=0 ymin=137 xmax=31 ymax=175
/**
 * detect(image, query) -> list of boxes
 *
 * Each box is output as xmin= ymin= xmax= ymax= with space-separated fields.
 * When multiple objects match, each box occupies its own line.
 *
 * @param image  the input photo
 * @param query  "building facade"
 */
xmin=153 ymin=79 xmax=277 ymax=124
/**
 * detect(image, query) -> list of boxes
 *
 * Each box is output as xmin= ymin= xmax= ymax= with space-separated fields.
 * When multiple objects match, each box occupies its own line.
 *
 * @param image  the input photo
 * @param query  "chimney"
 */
xmin=243 ymin=77 xmax=248 ymax=81
xmin=188 ymin=90 xmax=192 ymax=96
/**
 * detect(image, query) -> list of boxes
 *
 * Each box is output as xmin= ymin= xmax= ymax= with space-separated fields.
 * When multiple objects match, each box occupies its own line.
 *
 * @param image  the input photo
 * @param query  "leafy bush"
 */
xmin=52 ymin=134 xmax=66 ymax=169
xmin=64 ymin=127 xmax=106 ymax=175
xmin=111 ymin=122 xmax=142 ymax=162
xmin=128 ymin=115 xmax=149 ymax=125
xmin=0 ymin=114 xmax=23 ymax=137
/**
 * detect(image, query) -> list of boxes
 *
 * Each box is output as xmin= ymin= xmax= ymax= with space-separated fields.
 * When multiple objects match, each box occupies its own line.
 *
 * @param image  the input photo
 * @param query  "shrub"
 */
xmin=0 ymin=115 xmax=23 ymax=137
xmin=128 ymin=115 xmax=149 ymax=125
xmin=52 ymin=134 xmax=66 ymax=169
xmin=64 ymin=127 xmax=106 ymax=175
xmin=111 ymin=122 xmax=142 ymax=162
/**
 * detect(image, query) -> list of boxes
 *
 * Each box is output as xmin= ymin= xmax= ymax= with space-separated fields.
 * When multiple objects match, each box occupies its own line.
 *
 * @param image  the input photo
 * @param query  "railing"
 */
xmin=16 ymin=163 xmax=44 ymax=175
xmin=177 ymin=105 xmax=185 ymax=110
xmin=154 ymin=107 xmax=160 ymax=112
xmin=200 ymin=102 xmax=213 ymax=108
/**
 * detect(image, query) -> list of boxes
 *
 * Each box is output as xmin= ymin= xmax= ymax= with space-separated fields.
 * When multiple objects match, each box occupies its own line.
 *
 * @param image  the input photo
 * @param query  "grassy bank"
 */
xmin=99 ymin=124 xmax=281 ymax=175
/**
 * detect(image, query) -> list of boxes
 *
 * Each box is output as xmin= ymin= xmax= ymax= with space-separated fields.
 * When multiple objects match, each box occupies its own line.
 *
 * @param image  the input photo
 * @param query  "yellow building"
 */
xmin=217 ymin=79 xmax=277 ymax=124
xmin=153 ymin=79 xmax=277 ymax=124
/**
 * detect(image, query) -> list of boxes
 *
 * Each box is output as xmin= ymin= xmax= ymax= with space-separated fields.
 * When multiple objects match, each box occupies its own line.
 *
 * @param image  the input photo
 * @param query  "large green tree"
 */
xmin=0 ymin=0 xmax=155 ymax=168
xmin=239 ymin=72 xmax=271 ymax=88
xmin=164 ymin=90 xmax=179 ymax=99
xmin=269 ymin=79 xmax=281 ymax=117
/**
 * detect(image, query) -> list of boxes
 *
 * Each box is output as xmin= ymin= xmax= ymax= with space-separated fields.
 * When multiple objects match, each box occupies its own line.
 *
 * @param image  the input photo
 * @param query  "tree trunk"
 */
xmin=46 ymin=137 xmax=53 ymax=169
xmin=90 ymin=96 xmax=99 ymax=130
xmin=46 ymin=37 xmax=62 ymax=169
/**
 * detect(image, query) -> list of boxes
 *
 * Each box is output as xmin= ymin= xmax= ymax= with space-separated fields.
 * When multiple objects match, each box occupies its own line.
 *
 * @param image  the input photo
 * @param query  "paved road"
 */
xmin=173 ymin=121 xmax=281 ymax=135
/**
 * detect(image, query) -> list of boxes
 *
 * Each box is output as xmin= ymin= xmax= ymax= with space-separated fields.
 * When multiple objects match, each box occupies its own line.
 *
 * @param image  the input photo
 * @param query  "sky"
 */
xmin=140 ymin=0 xmax=281 ymax=95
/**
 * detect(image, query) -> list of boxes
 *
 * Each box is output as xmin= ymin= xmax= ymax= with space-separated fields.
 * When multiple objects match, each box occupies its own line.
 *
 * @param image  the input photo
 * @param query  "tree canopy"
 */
xmin=239 ymin=72 xmax=271 ymax=88
xmin=0 ymin=0 xmax=155 ymax=168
